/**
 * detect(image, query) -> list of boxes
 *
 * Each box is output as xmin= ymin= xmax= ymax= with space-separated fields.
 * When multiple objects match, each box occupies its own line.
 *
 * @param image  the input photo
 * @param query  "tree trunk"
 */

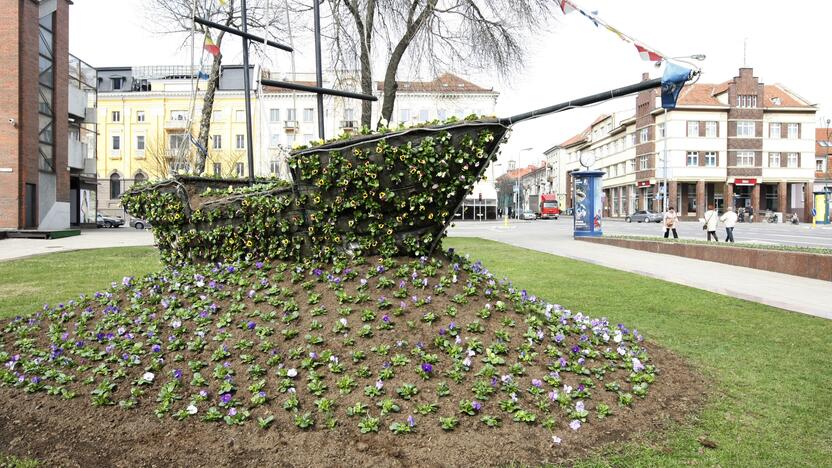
xmin=195 ymin=52 xmax=222 ymax=175
xmin=358 ymin=48 xmax=374 ymax=129
xmin=379 ymin=0 xmax=436 ymax=125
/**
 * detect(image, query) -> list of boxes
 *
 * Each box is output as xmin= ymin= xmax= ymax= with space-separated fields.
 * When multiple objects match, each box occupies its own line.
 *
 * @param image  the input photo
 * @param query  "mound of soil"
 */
xmin=0 ymin=254 xmax=706 ymax=466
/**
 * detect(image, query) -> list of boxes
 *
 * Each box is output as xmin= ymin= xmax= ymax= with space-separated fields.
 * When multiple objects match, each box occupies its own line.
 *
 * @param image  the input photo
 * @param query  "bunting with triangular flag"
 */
xmin=204 ymin=33 xmax=220 ymax=57
xmin=557 ymin=0 xmax=577 ymax=14
xmin=635 ymin=44 xmax=663 ymax=62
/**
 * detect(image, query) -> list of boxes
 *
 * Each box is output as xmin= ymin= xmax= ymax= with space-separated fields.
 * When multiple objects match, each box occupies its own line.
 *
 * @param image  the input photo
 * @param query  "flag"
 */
xmin=579 ymin=9 xmax=599 ymax=27
xmin=605 ymin=25 xmax=630 ymax=43
xmin=557 ymin=0 xmax=577 ymax=14
xmin=204 ymin=33 xmax=220 ymax=57
xmin=661 ymin=62 xmax=693 ymax=110
xmin=197 ymin=70 xmax=210 ymax=80
xmin=635 ymin=44 xmax=662 ymax=62
xmin=189 ymin=134 xmax=207 ymax=158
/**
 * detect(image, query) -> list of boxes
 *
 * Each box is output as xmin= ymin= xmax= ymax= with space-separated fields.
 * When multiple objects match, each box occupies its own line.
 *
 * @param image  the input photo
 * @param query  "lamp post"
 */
xmin=491 ymin=162 xmax=502 ymax=219
xmin=515 ymin=148 xmax=533 ymax=218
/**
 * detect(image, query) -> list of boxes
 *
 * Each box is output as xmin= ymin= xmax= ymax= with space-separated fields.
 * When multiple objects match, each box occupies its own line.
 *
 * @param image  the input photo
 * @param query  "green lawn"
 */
xmin=0 ymin=247 xmax=160 ymax=319
xmin=446 ymin=238 xmax=832 ymax=467
xmin=1 ymin=241 xmax=831 ymax=466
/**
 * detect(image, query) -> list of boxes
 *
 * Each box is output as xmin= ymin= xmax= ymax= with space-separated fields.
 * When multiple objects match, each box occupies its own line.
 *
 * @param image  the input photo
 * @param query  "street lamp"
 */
xmin=516 ymin=147 xmax=533 ymax=219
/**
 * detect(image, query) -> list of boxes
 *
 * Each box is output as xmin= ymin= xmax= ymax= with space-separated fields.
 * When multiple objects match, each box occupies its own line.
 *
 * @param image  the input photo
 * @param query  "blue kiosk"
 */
xmin=572 ymin=170 xmax=605 ymax=238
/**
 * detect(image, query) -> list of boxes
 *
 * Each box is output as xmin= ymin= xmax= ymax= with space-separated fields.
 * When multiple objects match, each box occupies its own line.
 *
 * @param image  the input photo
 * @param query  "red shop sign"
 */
xmin=734 ymin=178 xmax=757 ymax=186
xmin=637 ymin=181 xmax=652 ymax=187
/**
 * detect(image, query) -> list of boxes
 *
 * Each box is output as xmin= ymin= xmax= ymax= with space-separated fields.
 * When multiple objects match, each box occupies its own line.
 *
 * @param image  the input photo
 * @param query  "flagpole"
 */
xmin=240 ymin=0 xmax=256 ymax=182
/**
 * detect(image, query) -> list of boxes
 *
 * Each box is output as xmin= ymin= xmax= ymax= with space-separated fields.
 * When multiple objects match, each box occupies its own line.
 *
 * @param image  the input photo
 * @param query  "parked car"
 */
xmin=96 ymin=214 xmax=125 ymax=228
xmin=521 ymin=210 xmax=537 ymax=220
xmin=625 ymin=210 xmax=663 ymax=223
xmin=130 ymin=218 xmax=151 ymax=230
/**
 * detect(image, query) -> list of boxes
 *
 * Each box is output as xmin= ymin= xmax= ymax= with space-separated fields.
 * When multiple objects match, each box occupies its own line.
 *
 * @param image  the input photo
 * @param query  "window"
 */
xmin=235 ymin=134 xmax=245 ymax=149
xmin=738 ymin=94 xmax=757 ymax=108
xmin=686 ymin=151 xmax=699 ymax=167
xmin=627 ymin=159 xmax=635 ymax=173
xmin=38 ymin=12 xmax=55 ymax=172
xmin=235 ymin=162 xmax=244 ymax=177
xmin=136 ymin=111 xmax=145 ymax=123
xmin=235 ymin=110 xmax=246 ymax=121
xmin=286 ymin=133 xmax=296 ymax=146
xmin=269 ymin=160 xmax=280 ymax=175
xmin=657 ymin=123 xmax=665 ymax=138
xmin=437 ymin=109 xmax=447 ymax=120
xmin=770 ymin=122 xmax=781 ymax=139
xmin=769 ymin=152 xmax=780 ymax=167
xmin=111 ymin=135 xmax=121 ymax=151
xmin=787 ymin=152 xmax=799 ymax=168
xmin=212 ymin=135 xmax=222 ymax=150
xmin=303 ymin=134 xmax=313 ymax=144
xmin=269 ymin=108 xmax=280 ymax=122
xmin=169 ymin=133 xmax=186 ymax=150
xmin=212 ymin=163 xmax=222 ymax=177
xmin=134 ymin=173 xmax=146 ymax=185
xmin=170 ymin=110 xmax=187 ymax=121
xmin=212 ymin=110 xmax=224 ymax=121
xmin=816 ymin=158 xmax=827 ymax=172
xmin=639 ymin=155 xmax=648 ymax=170
xmin=110 ymin=77 xmax=125 ymax=90
xmin=737 ymin=151 xmax=755 ymax=167
xmin=270 ymin=133 xmax=280 ymax=148
xmin=639 ymin=128 xmax=648 ymax=143
xmin=287 ymin=108 xmax=296 ymax=121
xmin=419 ymin=109 xmax=429 ymax=122
xmin=110 ymin=173 xmax=121 ymax=199
xmin=628 ymin=133 xmax=636 ymax=147
xmin=112 ymin=111 xmax=121 ymax=122
xmin=737 ymin=121 xmax=755 ymax=137
xmin=705 ymin=151 xmax=717 ymax=167
xmin=687 ymin=121 xmax=699 ymax=137
xmin=787 ymin=123 xmax=799 ymax=139
xmin=705 ymin=121 xmax=717 ymax=137
xmin=344 ymin=108 xmax=354 ymax=121
xmin=400 ymin=109 xmax=411 ymax=123
xmin=136 ymin=135 xmax=145 ymax=151
xmin=303 ymin=108 xmax=314 ymax=122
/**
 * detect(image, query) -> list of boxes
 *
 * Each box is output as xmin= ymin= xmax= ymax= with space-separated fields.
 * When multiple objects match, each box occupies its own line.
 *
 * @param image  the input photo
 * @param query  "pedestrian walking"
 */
xmin=720 ymin=206 xmax=738 ymax=242
xmin=663 ymin=206 xmax=679 ymax=239
xmin=703 ymin=203 xmax=719 ymax=241
xmin=746 ymin=205 xmax=754 ymax=223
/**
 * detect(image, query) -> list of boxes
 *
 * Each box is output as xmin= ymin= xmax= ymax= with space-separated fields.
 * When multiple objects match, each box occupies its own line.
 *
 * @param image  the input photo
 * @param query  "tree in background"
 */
xmin=324 ymin=0 xmax=555 ymax=128
xmin=145 ymin=0 xmax=284 ymax=175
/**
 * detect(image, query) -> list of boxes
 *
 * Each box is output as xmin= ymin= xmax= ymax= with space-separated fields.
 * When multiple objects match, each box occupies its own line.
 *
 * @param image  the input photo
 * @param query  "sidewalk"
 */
xmin=0 ymin=228 xmax=155 ymax=261
xmin=448 ymin=225 xmax=832 ymax=320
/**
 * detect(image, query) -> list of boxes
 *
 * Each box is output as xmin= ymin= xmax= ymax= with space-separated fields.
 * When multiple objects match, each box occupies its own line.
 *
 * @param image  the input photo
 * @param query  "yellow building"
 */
xmin=95 ymin=65 xmax=261 ymax=217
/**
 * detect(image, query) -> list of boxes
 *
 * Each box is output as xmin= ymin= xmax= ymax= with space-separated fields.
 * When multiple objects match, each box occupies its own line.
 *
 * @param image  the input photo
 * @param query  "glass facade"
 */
xmin=38 ymin=12 xmax=55 ymax=172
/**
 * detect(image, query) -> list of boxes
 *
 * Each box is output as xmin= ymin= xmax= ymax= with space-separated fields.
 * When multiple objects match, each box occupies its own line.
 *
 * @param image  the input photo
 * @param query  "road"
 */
xmin=449 ymin=217 xmax=832 ymax=249
xmin=0 ymin=227 xmax=155 ymax=261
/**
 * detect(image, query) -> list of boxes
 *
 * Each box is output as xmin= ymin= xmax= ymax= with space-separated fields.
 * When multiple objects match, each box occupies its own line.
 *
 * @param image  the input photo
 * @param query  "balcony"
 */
xmin=284 ymin=120 xmax=299 ymax=132
xmin=340 ymin=120 xmax=357 ymax=130
xmin=83 ymin=157 xmax=96 ymax=175
xmin=68 ymin=85 xmax=87 ymax=119
xmin=165 ymin=118 xmax=190 ymax=130
xmin=68 ymin=139 xmax=87 ymax=169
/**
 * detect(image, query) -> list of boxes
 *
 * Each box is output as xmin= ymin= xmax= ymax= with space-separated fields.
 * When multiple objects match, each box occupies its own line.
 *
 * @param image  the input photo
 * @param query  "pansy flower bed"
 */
xmin=0 ymin=251 xmax=661 ymax=453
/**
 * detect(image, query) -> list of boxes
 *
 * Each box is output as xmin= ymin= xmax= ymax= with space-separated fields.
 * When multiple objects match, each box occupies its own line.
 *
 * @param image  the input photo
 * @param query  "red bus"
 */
xmin=539 ymin=194 xmax=560 ymax=219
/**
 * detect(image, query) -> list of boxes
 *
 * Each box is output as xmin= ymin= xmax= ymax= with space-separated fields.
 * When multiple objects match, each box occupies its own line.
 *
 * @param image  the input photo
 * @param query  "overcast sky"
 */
xmin=70 ymin=0 xmax=831 ymax=175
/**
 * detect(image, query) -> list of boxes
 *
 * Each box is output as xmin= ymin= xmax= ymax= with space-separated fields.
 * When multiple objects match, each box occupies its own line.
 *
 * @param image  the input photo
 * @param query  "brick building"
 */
xmin=552 ymin=68 xmax=817 ymax=222
xmin=0 ymin=0 xmax=96 ymax=231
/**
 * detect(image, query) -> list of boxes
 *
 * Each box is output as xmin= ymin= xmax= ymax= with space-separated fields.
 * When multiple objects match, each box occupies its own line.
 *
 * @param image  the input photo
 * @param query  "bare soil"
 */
xmin=0 ymin=343 xmax=705 ymax=467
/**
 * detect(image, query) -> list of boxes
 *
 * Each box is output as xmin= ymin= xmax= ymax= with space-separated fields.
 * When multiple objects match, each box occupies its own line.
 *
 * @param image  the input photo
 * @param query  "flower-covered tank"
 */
xmin=122 ymin=118 xmax=509 ymax=265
